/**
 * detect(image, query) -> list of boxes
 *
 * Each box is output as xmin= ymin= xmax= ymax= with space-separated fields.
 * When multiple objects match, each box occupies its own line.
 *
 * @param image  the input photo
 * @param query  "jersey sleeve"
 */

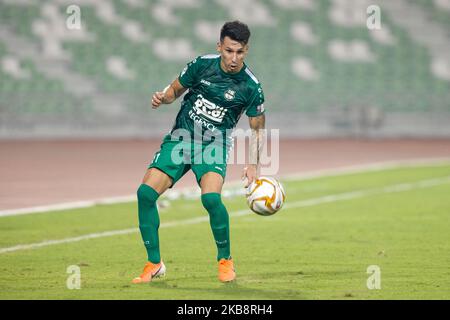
xmin=178 ymin=56 xmax=201 ymax=88
xmin=245 ymin=83 xmax=265 ymax=117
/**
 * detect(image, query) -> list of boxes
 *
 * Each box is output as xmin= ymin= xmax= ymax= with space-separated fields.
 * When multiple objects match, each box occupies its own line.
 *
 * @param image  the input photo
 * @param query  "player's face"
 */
xmin=217 ymin=36 xmax=248 ymax=73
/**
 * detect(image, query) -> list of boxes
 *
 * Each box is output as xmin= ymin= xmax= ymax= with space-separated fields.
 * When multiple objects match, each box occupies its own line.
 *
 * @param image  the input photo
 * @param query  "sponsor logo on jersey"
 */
xmin=200 ymin=79 xmax=211 ymax=86
xmin=188 ymin=110 xmax=217 ymax=132
xmin=192 ymin=94 xmax=227 ymax=123
xmin=224 ymin=89 xmax=235 ymax=101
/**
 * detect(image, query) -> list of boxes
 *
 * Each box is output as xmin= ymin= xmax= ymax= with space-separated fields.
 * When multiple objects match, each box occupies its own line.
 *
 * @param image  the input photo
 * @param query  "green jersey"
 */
xmin=171 ymin=54 xmax=265 ymax=145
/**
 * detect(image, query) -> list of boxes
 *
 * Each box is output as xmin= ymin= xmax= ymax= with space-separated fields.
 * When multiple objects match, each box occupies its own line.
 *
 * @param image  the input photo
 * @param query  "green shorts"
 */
xmin=148 ymin=134 xmax=230 ymax=187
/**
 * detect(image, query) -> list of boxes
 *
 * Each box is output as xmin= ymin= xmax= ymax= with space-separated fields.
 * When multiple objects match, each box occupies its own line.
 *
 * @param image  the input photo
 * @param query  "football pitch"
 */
xmin=1 ymin=163 xmax=449 ymax=300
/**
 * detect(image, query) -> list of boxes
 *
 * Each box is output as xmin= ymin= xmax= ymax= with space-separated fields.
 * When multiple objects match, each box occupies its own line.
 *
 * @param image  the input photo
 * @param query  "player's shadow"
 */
xmin=148 ymin=271 xmax=306 ymax=299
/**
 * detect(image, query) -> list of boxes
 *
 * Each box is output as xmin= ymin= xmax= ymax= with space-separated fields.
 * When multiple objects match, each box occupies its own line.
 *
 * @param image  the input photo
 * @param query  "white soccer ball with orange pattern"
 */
xmin=246 ymin=176 xmax=286 ymax=216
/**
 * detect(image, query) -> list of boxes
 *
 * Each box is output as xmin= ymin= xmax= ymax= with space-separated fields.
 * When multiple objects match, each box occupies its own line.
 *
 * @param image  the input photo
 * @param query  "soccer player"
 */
xmin=132 ymin=21 xmax=265 ymax=283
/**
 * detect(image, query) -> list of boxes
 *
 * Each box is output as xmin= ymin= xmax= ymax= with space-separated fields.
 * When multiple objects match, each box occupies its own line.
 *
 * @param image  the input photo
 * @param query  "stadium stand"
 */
xmin=0 ymin=0 xmax=449 ymax=138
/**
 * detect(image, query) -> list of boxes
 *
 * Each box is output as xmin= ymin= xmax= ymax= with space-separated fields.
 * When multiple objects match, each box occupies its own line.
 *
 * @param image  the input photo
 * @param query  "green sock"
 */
xmin=137 ymin=184 xmax=161 ymax=264
xmin=201 ymin=193 xmax=231 ymax=261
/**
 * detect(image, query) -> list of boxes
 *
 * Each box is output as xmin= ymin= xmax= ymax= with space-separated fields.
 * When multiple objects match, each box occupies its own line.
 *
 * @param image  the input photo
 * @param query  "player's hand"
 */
xmin=242 ymin=164 xmax=258 ymax=188
xmin=151 ymin=91 xmax=165 ymax=109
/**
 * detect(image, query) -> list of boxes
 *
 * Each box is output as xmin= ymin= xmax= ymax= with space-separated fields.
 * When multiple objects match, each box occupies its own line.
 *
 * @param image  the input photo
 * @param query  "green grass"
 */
xmin=1 ymin=164 xmax=450 ymax=300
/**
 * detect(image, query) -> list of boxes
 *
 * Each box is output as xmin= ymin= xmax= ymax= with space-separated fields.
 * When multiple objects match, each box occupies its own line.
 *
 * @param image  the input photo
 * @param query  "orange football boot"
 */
xmin=132 ymin=261 xmax=166 ymax=284
xmin=218 ymin=258 xmax=236 ymax=282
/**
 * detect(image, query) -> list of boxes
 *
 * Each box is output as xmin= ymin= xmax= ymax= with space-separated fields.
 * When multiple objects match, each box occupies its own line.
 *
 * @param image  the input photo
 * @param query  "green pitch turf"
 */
xmin=1 ymin=163 xmax=449 ymax=300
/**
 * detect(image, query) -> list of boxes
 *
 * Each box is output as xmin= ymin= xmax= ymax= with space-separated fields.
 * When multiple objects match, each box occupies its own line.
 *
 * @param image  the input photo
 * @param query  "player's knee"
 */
xmin=137 ymin=184 xmax=159 ymax=206
xmin=201 ymin=193 xmax=223 ymax=212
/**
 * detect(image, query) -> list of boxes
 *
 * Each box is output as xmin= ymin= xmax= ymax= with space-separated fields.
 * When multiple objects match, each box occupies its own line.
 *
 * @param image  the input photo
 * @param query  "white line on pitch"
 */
xmin=1 ymin=175 xmax=449 ymax=254
xmin=1 ymin=157 xmax=449 ymax=218
xmin=0 ymin=196 xmax=137 ymax=218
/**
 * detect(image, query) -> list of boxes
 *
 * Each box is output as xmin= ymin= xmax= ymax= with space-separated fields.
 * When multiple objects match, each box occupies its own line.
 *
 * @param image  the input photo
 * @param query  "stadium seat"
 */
xmin=0 ymin=0 xmax=448 ymax=137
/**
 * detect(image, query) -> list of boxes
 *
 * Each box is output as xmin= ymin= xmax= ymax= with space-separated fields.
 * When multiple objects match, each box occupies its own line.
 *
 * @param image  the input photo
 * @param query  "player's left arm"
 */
xmin=242 ymin=113 xmax=266 ymax=187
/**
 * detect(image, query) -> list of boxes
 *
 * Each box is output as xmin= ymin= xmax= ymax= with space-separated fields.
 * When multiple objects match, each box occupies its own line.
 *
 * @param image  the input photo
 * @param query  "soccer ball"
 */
xmin=246 ymin=176 xmax=286 ymax=216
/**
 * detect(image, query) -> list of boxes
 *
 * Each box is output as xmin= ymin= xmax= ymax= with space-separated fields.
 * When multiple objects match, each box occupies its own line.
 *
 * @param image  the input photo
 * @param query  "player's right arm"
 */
xmin=152 ymin=56 xmax=203 ymax=109
xmin=151 ymin=78 xmax=187 ymax=109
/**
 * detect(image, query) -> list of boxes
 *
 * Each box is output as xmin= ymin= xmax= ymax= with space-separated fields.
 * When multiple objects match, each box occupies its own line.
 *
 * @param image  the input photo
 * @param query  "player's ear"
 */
xmin=216 ymin=41 xmax=221 ymax=52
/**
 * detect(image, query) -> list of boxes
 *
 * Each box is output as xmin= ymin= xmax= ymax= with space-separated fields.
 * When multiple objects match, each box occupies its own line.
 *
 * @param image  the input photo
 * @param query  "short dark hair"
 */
xmin=220 ymin=21 xmax=251 ymax=45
